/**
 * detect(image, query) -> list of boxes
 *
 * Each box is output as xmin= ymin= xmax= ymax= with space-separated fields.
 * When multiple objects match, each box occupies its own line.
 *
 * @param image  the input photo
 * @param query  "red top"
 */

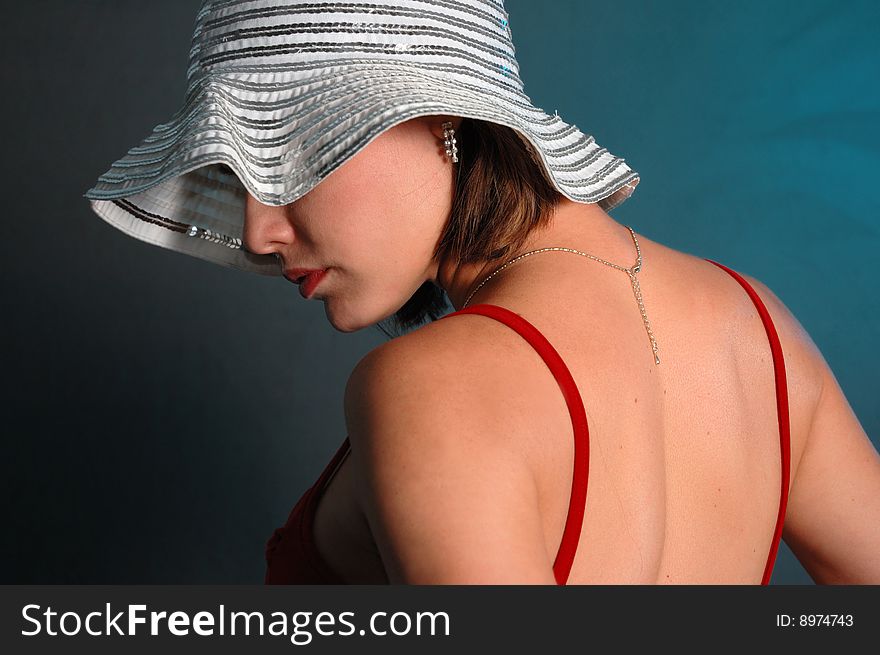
xmin=265 ymin=259 xmax=791 ymax=585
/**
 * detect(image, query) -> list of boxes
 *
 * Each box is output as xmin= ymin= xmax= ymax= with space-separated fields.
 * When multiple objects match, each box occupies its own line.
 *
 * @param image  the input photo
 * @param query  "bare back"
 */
xmin=313 ymin=229 xmax=826 ymax=584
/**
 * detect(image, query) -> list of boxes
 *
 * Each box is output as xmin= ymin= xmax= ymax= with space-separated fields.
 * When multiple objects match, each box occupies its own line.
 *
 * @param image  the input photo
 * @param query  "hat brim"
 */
xmin=85 ymin=61 xmax=639 ymax=276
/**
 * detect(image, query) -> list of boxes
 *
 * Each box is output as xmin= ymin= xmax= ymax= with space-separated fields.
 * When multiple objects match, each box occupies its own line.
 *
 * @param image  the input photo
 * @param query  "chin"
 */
xmin=322 ymin=302 xmax=371 ymax=334
xmin=323 ymin=297 xmax=403 ymax=334
xmin=324 ymin=308 xmax=357 ymax=333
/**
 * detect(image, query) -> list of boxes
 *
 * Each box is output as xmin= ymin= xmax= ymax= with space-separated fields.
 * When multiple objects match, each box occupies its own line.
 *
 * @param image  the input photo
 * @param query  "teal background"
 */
xmin=1 ymin=1 xmax=876 ymax=584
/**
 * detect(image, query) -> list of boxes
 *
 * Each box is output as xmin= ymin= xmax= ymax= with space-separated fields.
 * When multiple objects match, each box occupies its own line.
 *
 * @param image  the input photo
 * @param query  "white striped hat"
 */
xmin=84 ymin=0 xmax=640 ymax=277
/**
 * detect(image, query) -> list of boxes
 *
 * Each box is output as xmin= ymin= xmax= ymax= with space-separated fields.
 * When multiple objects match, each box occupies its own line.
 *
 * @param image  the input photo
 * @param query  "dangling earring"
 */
xmin=442 ymin=121 xmax=459 ymax=163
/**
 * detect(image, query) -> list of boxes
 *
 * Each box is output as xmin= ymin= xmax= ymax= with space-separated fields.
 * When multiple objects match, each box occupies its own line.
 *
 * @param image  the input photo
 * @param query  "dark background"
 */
xmin=2 ymin=0 xmax=877 ymax=583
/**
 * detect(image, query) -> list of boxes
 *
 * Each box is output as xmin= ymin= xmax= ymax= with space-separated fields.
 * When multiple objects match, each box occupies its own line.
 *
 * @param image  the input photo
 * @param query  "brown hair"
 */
xmin=376 ymin=118 xmax=563 ymax=338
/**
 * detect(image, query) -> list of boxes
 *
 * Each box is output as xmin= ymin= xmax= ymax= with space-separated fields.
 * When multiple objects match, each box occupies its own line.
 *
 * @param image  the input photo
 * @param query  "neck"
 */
xmin=429 ymin=198 xmax=631 ymax=311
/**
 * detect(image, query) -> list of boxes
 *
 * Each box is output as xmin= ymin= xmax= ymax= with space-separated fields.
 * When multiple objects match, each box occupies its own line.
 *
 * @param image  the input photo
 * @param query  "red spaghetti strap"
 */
xmin=439 ymin=304 xmax=590 ymax=585
xmin=705 ymin=259 xmax=791 ymax=585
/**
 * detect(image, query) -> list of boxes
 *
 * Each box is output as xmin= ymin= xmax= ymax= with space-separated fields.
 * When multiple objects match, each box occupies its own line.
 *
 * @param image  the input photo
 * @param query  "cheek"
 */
xmin=312 ymin=128 xmax=448 ymax=294
xmin=342 ymin=235 xmax=428 ymax=308
xmin=342 ymin=127 xmax=444 ymax=208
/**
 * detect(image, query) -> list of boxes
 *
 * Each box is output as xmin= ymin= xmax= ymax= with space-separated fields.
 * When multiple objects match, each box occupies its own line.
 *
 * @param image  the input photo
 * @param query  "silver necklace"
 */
xmin=462 ymin=224 xmax=661 ymax=366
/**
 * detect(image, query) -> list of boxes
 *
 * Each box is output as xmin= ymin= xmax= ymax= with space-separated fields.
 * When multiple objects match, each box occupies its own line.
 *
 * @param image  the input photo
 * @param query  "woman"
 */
xmin=85 ymin=1 xmax=880 ymax=585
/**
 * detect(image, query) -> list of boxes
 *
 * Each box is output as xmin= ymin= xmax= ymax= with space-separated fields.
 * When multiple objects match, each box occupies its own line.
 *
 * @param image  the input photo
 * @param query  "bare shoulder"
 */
xmin=665 ymin=252 xmax=880 ymax=581
xmin=732 ymin=270 xmax=821 ymax=362
xmin=342 ymin=320 xmax=555 ymax=583
xmin=343 ymin=314 xmax=520 ymax=452
xmin=705 ymin=265 xmax=824 ymax=476
xmin=343 ymin=327 xmax=462 ymax=449
xmin=651 ymin=241 xmax=826 ymax=412
xmin=705 ymin=263 xmax=826 ymax=412
xmin=720 ymin=267 xmax=880 ymax=582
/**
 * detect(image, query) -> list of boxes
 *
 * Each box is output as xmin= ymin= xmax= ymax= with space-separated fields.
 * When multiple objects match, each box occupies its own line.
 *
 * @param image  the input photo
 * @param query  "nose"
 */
xmin=242 ymin=193 xmax=295 ymax=257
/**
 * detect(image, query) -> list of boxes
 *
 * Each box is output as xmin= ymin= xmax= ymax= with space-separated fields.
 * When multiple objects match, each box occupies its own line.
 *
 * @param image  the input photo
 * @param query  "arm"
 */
xmin=743 ymin=274 xmax=880 ymax=584
xmin=783 ymin=356 xmax=880 ymax=583
xmin=343 ymin=340 xmax=557 ymax=584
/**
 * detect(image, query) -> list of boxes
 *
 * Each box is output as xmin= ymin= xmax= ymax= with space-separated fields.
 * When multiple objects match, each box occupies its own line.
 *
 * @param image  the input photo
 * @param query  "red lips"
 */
xmin=283 ymin=268 xmax=328 ymax=298
xmin=283 ymin=268 xmax=325 ymax=284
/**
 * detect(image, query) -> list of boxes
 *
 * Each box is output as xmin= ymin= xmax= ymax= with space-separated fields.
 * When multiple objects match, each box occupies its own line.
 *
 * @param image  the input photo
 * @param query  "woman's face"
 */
xmin=242 ymin=115 xmax=460 ymax=332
